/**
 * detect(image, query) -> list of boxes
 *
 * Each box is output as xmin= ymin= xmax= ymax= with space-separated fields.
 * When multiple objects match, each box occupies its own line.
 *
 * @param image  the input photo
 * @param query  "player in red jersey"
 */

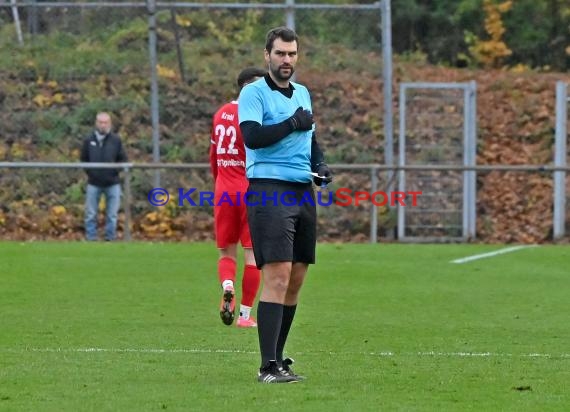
xmin=210 ymin=67 xmax=267 ymax=327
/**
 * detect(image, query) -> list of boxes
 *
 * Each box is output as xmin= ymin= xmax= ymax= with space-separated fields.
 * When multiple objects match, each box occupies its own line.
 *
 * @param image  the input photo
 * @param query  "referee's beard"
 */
xmin=270 ymin=64 xmax=295 ymax=82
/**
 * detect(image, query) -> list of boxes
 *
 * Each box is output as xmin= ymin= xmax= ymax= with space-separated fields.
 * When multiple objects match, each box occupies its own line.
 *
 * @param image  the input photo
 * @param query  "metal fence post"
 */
xmin=553 ymin=81 xmax=567 ymax=239
xmin=147 ymin=0 xmax=161 ymax=188
xmin=463 ymin=81 xmax=477 ymax=240
xmin=397 ymin=84 xmax=406 ymax=240
xmin=10 ymin=0 xmax=24 ymax=45
xmin=370 ymin=166 xmax=378 ymax=243
xmin=285 ymin=0 xmax=296 ymax=82
xmin=468 ymin=80 xmax=477 ymax=239
xmin=285 ymin=0 xmax=295 ymax=31
xmin=123 ymin=166 xmax=132 ymax=241
xmin=382 ymin=0 xmax=394 ymax=240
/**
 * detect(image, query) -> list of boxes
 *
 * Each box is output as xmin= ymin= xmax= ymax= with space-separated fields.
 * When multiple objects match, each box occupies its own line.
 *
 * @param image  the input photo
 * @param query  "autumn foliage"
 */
xmin=1 ymin=60 xmax=568 ymax=244
xmin=0 ymin=3 xmax=569 ymax=243
xmin=468 ymin=0 xmax=513 ymax=68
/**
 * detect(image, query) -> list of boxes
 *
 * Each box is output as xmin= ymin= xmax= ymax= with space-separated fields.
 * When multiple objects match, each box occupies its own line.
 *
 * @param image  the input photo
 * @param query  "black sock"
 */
xmin=276 ymin=304 xmax=297 ymax=364
xmin=257 ymin=301 xmax=284 ymax=368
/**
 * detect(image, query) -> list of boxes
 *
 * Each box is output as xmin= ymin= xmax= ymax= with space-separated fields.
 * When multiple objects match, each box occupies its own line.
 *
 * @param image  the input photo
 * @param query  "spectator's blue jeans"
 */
xmin=85 ymin=183 xmax=121 ymax=241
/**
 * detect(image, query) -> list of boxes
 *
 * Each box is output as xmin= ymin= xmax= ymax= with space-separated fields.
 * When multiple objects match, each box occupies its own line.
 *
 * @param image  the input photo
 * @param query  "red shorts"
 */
xmin=214 ymin=194 xmax=252 ymax=248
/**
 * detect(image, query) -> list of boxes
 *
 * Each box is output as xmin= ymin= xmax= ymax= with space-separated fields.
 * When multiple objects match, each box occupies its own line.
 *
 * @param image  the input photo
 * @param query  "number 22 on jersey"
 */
xmin=215 ymin=124 xmax=238 ymax=155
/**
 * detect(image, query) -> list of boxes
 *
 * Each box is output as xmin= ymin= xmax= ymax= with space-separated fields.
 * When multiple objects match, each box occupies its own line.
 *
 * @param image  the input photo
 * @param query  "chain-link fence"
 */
xmin=0 ymin=163 xmax=397 ymax=242
xmin=1 ymin=1 xmax=568 ymax=243
xmin=397 ymin=82 xmax=476 ymax=241
xmin=0 ymin=1 xmax=387 ymax=169
xmin=0 ymin=1 xmax=393 ymax=242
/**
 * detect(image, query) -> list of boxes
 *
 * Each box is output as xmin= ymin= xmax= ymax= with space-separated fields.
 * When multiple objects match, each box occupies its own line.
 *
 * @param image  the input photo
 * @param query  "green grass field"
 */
xmin=1 ymin=242 xmax=569 ymax=411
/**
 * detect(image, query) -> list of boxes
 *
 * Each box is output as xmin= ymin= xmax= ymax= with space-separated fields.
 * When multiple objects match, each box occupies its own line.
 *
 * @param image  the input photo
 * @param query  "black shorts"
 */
xmin=246 ymin=179 xmax=317 ymax=269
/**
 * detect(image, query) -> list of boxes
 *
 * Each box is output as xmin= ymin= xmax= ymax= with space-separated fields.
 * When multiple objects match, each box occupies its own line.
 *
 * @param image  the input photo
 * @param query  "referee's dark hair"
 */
xmin=237 ymin=67 xmax=267 ymax=90
xmin=265 ymin=26 xmax=298 ymax=53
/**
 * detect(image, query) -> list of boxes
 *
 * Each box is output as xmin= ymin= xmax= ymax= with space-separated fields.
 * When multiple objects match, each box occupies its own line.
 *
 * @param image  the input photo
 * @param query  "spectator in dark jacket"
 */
xmin=80 ymin=112 xmax=128 ymax=241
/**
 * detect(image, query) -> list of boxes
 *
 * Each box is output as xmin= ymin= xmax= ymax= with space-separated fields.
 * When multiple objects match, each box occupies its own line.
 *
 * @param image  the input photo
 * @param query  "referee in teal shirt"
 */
xmin=239 ymin=26 xmax=333 ymax=384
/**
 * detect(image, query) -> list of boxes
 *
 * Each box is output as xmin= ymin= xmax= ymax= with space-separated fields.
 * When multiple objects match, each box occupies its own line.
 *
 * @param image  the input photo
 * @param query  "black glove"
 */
xmin=313 ymin=163 xmax=333 ymax=186
xmin=288 ymin=107 xmax=314 ymax=131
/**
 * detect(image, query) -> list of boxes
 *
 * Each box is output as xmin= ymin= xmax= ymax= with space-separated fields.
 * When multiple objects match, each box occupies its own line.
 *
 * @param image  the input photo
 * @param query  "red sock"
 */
xmin=218 ymin=257 xmax=236 ymax=286
xmin=241 ymin=264 xmax=261 ymax=307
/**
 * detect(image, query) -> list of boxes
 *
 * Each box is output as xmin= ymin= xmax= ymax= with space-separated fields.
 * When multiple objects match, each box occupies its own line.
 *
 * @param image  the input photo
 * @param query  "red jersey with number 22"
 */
xmin=210 ymin=100 xmax=248 ymax=195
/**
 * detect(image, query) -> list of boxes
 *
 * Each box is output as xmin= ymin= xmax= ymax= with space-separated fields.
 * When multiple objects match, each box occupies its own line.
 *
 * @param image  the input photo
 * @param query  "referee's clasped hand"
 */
xmin=313 ymin=164 xmax=333 ymax=186
xmin=289 ymin=107 xmax=314 ymax=131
